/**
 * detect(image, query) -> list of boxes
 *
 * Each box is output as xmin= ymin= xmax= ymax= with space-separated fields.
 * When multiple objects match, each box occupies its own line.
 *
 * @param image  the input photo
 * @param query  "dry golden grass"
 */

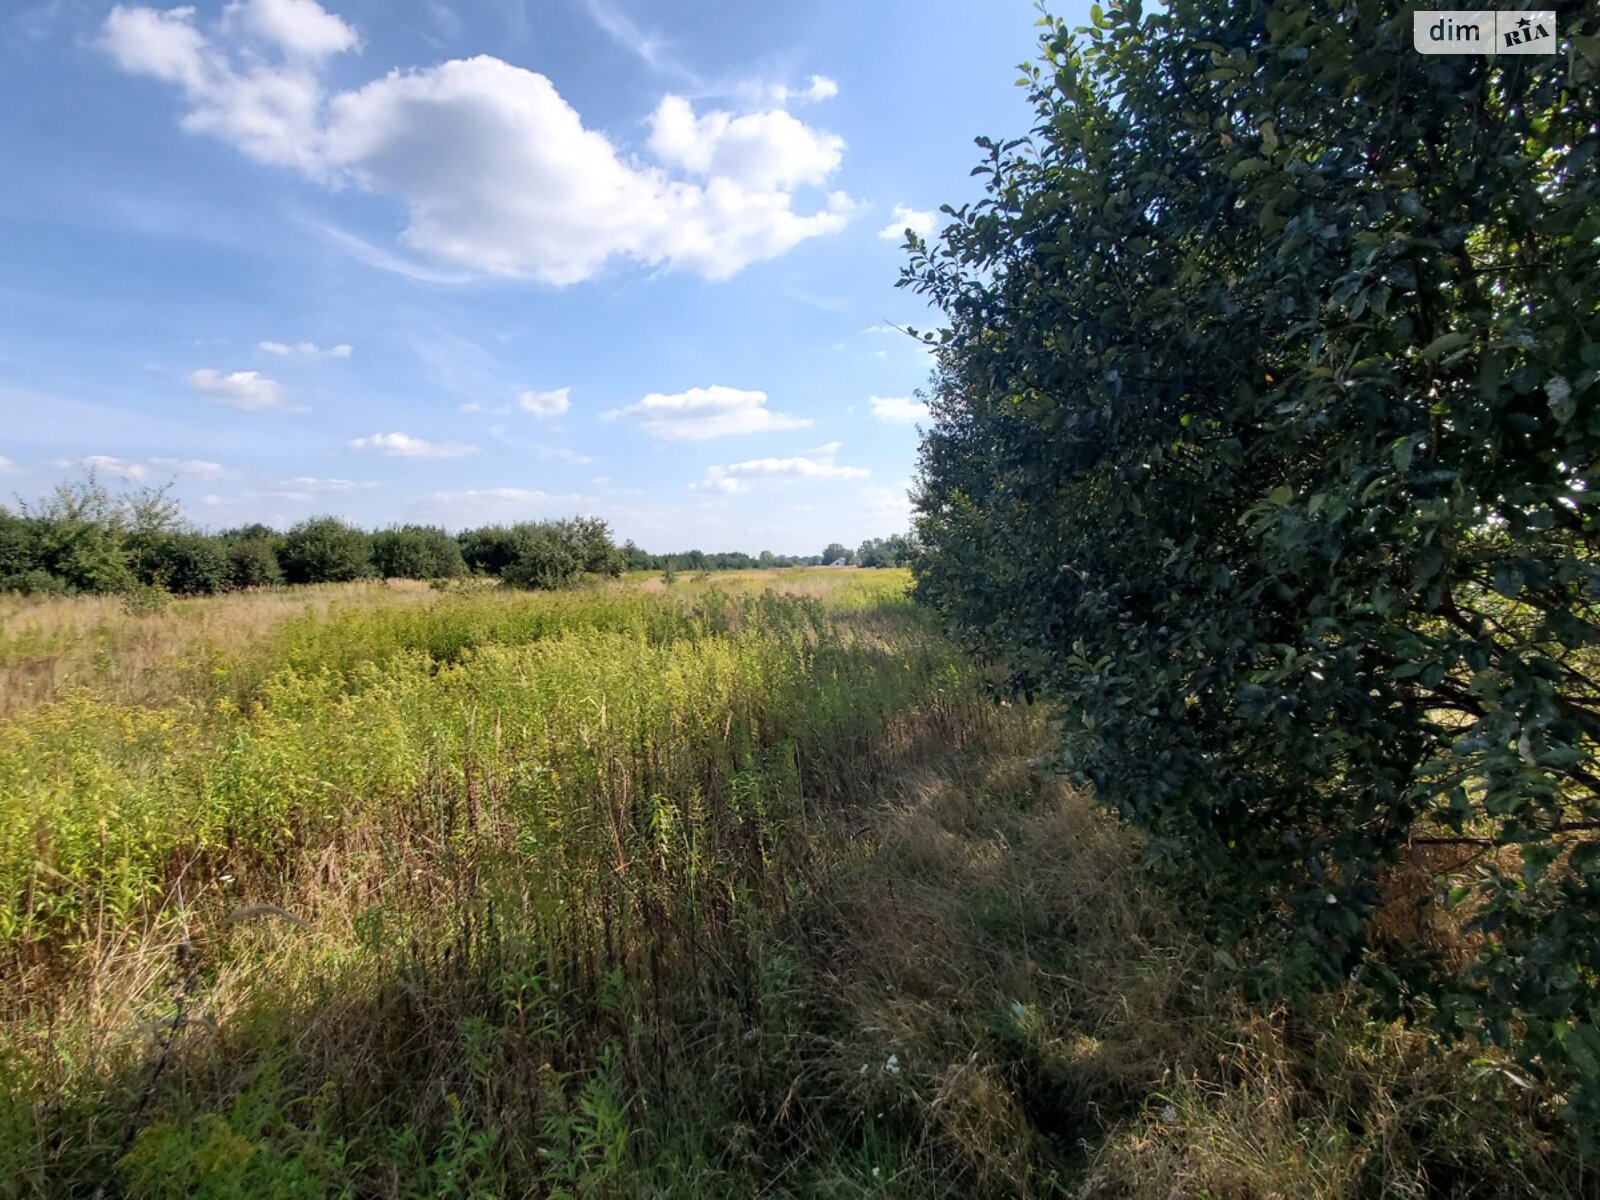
xmin=0 ymin=580 xmax=446 ymax=718
xmin=795 ymin=719 xmax=1583 ymax=1198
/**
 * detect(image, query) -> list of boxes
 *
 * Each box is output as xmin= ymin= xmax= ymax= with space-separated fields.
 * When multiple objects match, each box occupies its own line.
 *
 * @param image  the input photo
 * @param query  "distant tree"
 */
xmin=821 ymin=542 xmax=853 ymax=565
xmin=13 ymin=473 xmax=178 ymax=594
xmin=457 ymin=525 xmax=521 ymax=576
xmin=620 ymin=539 xmax=656 ymax=572
xmin=565 ymin=516 xmax=625 ymax=577
xmin=371 ymin=525 xmax=467 ymax=580
xmin=757 ymin=550 xmax=776 ymax=568
xmin=279 ymin=516 xmax=373 ymax=584
xmin=225 ymin=536 xmax=284 ymax=589
xmin=501 ymin=523 xmax=583 ymax=590
xmin=134 ymin=531 xmax=233 ymax=595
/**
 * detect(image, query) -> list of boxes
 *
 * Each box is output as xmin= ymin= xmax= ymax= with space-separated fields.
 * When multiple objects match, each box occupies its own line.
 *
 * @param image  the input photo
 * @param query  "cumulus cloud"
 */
xmin=101 ymin=4 xmax=856 ymax=283
xmin=876 ymin=204 xmax=937 ymax=242
xmin=188 ymin=367 xmax=286 ymax=409
xmin=692 ymin=453 xmax=869 ymax=493
xmin=71 ymin=454 xmax=224 ymax=480
xmin=603 ymin=385 xmax=810 ymax=441
xmin=647 ymin=95 xmax=842 ymax=190
xmin=517 ymin=386 xmax=570 ymax=417
xmin=768 ymin=74 xmax=838 ymax=105
xmin=349 ymin=431 xmax=478 ymax=458
xmin=222 ymin=0 xmax=359 ymax=59
xmin=869 ymin=394 xmax=929 ymax=425
xmin=259 ymin=339 xmax=352 ymax=358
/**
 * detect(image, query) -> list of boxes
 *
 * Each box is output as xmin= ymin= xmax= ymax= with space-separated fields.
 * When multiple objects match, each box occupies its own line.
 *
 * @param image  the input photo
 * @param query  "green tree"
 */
xmin=565 ymin=516 xmax=625 ymax=577
xmin=906 ymin=1 xmax=1600 ymax=1125
xmin=10 ymin=473 xmax=177 ymax=594
xmin=371 ymin=525 xmax=468 ymax=580
xmin=457 ymin=525 xmax=521 ymax=576
xmin=134 ymin=531 xmax=233 ymax=595
xmin=279 ymin=517 xmax=373 ymax=584
xmin=501 ymin=523 xmax=583 ymax=590
xmin=821 ymin=542 xmax=852 ymax=565
xmin=221 ymin=526 xmax=285 ymax=589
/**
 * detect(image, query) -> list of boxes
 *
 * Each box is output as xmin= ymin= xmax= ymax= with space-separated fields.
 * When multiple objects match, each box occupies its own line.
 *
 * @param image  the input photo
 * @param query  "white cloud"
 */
xmin=222 ymin=0 xmax=359 ymax=60
xmin=188 ymin=367 xmax=286 ymax=410
xmin=150 ymin=456 xmax=227 ymax=477
xmin=517 ymin=386 xmax=570 ymax=417
xmin=876 ymin=204 xmax=937 ymax=243
xmin=603 ymin=385 xmax=811 ymax=441
xmin=259 ymin=339 xmax=352 ymax=358
xmin=80 ymin=454 xmax=149 ymax=479
xmin=862 ymin=481 xmax=914 ymax=527
xmin=692 ymin=454 xmax=868 ymax=493
xmin=0 ymin=456 xmax=15 ymax=472
xmin=459 ymin=400 xmax=510 ymax=414
xmin=413 ymin=486 xmax=586 ymax=526
xmin=349 ymin=431 xmax=478 ymax=458
xmin=101 ymin=4 xmax=327 ymax=171
xmin=647 ymin=95 xmax=842 ymax=190
xmin=803 ymin=440 xmax=843 ymax=456
xmin=768 ymin=74 xmax=838 ymax=105
xmin=869 ymin=394 xmax=929 ymax=425
xmin=102 ymin=7 xmax=856 ymax=283
xmin=66 ymin=454 xmax=225 ymax=480
xmin=275 ymin=475 xmax=373 ymax=491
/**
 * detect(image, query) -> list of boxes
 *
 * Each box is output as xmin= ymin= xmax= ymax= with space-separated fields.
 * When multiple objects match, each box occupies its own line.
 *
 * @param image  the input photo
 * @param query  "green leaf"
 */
xmin=1229 ymin=157 xmax=1270 ymax=180
xmin=1420 ymin=331 xmax=1471 ymax=361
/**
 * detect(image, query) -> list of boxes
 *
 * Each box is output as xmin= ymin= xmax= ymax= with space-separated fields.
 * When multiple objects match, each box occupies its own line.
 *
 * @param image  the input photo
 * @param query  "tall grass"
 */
xmin=1 ymin=570 xmax=1000 ymax=1195
xmin=0 ymin=570 xmax=1581 ymax=1196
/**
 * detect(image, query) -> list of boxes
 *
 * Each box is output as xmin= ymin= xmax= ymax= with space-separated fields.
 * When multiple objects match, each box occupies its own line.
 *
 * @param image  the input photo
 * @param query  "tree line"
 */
xmin=0 ymin=474 xmax=912 ymax=596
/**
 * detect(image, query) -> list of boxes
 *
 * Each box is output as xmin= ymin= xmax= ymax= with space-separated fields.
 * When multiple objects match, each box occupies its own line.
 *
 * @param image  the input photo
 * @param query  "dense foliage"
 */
xmin=906 ymin=0 xmax=1600 ymax=1126
xmin=370 ymin=524 xmax=468 ymax=581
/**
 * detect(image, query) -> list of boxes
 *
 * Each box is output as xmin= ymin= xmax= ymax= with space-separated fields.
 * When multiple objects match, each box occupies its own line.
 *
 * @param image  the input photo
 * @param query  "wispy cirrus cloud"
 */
xmin=259 ymin=339 xmax=352 ymax=358
xmin=517 ymin=386 xmax=570 ymax=417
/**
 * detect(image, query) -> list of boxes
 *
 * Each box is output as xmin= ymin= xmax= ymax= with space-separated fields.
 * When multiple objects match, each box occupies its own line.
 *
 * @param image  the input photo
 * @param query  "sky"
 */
xmin=0 ymin=0 xmax=1080 ymax=556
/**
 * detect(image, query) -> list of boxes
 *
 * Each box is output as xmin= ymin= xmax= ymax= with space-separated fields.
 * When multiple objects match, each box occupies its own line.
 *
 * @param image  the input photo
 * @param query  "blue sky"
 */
xmin=0 ymin=0 xmax=1078 ymax=555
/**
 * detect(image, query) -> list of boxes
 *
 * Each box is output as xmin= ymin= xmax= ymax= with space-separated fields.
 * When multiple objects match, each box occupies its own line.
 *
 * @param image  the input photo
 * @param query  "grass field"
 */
xmin=0 ymin=571 xmax=1582 ymax=1197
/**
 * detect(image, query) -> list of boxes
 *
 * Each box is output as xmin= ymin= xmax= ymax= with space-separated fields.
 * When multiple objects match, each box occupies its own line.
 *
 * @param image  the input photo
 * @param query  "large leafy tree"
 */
xmin=279 ymin=517 xmax=373 ymax=585
xmin=906 ymin=1 xmax=1600 ymax=1121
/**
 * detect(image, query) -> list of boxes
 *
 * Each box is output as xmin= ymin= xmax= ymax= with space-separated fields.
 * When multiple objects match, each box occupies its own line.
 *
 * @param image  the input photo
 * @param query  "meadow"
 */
xmin=0 ymin=571 xmax=1582 ymax=1197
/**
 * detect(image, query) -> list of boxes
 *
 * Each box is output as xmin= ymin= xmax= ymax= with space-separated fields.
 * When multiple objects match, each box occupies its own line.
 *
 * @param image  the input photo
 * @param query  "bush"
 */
xmin=906 ymin=1 xmax=1600 ymax=1129
xmin=0 ymin=569 xmax=68 ymax=596
xmin=279 ymin=517 xmax=373 ymax=585
xmin=134 ymin=532 xmax=233 ymax=596
xmin=457 ymin=525 xmax=520 ymax=577
xmin=372 ymin=525 xmax=467 ymax=580
xmin=226 ymin=537 xmax=284 ymax=589
xmin=501 ymin=523 xmax=583 ymax=591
